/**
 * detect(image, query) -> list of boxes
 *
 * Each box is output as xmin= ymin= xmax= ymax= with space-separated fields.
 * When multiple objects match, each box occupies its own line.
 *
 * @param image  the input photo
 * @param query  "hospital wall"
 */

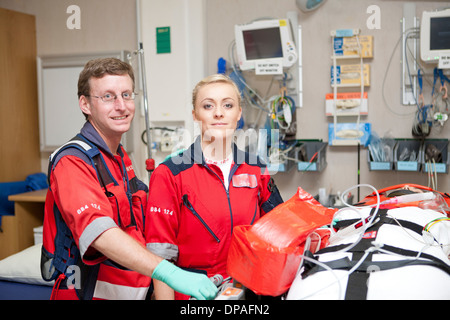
xmin=0 ymin=0 xmax=147 ymax=183
xmin=204 ymin=0 xmax=450 ymax=201
xmin=0 ymin=0 xmax=449 ymax=202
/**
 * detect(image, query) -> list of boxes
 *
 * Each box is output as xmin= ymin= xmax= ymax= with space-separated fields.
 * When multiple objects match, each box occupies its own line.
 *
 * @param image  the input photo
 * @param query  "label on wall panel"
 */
xmin=156 ymin=27 xmax=171 ymax=54
xmin=255 ymin=59 xmax=283 ymax=75
xmin=438 ymin=54 xmax=450 ymax=69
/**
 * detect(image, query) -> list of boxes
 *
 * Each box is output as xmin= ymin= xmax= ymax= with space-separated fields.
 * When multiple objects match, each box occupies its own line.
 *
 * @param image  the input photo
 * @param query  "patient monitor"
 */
xmin=235 ymin=19 xmax=297 ymax=71
xmin=420 ymin=9 xmax=450 ymax=63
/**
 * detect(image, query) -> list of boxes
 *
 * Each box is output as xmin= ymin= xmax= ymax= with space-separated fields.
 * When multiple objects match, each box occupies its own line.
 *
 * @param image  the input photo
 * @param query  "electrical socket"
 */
xmin=161 ymin=135 xmax=173 ymax=152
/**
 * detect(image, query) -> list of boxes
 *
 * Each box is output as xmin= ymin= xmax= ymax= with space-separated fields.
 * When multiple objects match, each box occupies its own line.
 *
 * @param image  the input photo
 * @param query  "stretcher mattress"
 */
xmin=286 ymin=206 xmax=450 ymax=300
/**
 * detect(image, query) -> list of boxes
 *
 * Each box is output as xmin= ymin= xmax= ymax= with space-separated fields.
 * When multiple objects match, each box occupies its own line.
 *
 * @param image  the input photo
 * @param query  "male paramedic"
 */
xmin=41 ymin=57 xmax=217 ymax=300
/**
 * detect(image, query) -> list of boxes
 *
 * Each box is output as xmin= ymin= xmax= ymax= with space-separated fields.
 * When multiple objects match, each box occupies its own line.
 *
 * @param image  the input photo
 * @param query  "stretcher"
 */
xmin=226 ymin=184 xmax=450 ymax=300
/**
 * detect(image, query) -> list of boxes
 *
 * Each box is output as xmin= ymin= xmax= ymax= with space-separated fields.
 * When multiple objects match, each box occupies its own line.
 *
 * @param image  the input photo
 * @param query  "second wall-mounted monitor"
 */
xmin=420 ymin=9 xmax=450 ymax=64
xmin=235 ymin=19 xmax=297 ymax=71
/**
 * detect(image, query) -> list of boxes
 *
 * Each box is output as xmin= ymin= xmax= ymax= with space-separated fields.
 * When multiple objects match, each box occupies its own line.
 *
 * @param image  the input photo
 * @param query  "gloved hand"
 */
xmin=152 ymin=259 xmax=218 ymax=300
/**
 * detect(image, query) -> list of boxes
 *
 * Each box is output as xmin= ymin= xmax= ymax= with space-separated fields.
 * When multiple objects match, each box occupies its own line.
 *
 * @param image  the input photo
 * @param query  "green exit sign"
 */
xmin=156 ymin=27 xmax=171 ymax=54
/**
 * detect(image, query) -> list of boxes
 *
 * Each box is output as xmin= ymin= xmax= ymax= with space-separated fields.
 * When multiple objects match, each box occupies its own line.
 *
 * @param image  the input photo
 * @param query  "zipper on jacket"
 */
xmin=182 ymin=194 xmax=220 ymax=243
xmin=250 ymin=192 xmax=259 ymax=225
xmin=205 ymin=163 xmax=238 ymax=236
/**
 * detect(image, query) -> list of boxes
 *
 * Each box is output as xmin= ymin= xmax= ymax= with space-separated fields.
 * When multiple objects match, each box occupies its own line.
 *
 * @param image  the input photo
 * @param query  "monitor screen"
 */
xmin=235 ymin=19 xmax=297 ymax=70
xmin=430 ymin=17 xmax=450 ymax=51
xmin=243 ymin=27 xmax=283 ymax=60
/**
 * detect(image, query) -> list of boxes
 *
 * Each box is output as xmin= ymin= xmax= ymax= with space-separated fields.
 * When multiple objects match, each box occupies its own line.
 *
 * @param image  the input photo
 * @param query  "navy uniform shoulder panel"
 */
xmin=51 ymin=146 xmax=92 ymax=169
xmin=162 ymin=150 xmax=195 ymax=176
xmin=161 ymin=141 xmax=267 ymax=176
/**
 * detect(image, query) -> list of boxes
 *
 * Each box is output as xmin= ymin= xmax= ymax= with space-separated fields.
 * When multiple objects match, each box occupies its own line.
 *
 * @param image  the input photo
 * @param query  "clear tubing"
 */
xmin=378 ymin=192 xmax=435 ymax=206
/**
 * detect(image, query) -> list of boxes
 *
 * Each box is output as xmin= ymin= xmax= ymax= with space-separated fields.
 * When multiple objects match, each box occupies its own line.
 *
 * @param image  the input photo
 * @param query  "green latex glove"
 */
xmin=152 ymin=260 xmax=218 ymax=300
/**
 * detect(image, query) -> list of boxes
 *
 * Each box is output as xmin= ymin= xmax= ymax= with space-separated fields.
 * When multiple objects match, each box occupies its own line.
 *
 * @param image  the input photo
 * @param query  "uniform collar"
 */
xmin=79 ymin=121 xmax=123 ymax=157
xmin=189 ymin=136 xmax=261 ymax=167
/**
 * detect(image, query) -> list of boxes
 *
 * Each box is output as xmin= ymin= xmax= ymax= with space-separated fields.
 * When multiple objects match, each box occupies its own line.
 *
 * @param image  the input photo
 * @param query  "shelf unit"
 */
xmin=329 ymin=29 xmax=372 ymax=146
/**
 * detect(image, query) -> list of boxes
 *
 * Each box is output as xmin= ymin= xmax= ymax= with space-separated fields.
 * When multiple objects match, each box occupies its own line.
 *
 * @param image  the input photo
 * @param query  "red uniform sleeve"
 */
xmin=50 ymin=156 xmax=117 ymax=264
xmin=145 ymin=164 xmax=181 ymax=262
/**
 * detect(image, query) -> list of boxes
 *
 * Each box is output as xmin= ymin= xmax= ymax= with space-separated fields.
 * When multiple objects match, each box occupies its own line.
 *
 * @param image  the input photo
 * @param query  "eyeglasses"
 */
xmin=86 ymin=92 xmax=137 ymax=103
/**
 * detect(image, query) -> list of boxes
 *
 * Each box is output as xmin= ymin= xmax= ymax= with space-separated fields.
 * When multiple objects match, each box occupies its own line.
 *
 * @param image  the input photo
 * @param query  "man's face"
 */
xmin=80 ymin=74 xmax=135 ymax=143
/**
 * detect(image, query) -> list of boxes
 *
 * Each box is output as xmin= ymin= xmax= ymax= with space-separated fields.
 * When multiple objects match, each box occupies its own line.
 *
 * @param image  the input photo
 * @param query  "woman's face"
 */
xmin=192 ymin=82 xmax=242 ymax=143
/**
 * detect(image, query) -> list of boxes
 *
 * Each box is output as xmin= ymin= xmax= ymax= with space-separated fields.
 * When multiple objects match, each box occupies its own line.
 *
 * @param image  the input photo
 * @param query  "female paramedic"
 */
xmin=146 ymin=74 xmax=284 ymax=299
xmin=41 ymin=58 xmax=217 ymax=300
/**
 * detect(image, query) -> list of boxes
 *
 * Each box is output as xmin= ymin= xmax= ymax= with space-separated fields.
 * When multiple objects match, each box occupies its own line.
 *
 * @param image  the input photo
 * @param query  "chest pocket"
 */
xmin=181 ymin=193 xmax=226 ymax=244
xmin=231 ymin=174 xmax=258 ymax=189
xmin=95 ymin=154 xmax=146 ymax=235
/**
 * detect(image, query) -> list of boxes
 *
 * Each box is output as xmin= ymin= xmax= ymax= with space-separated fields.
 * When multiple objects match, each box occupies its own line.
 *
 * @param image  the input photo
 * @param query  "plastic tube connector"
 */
xmin=378 ymin=192 xmax=436 ymax=206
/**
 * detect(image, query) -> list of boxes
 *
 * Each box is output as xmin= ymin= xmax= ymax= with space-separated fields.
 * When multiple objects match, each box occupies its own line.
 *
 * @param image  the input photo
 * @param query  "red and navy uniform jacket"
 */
xmin=146 ymin=138 xmax=283 ymax=299
xmin=41 ymin=122 xmax=151 ymax=300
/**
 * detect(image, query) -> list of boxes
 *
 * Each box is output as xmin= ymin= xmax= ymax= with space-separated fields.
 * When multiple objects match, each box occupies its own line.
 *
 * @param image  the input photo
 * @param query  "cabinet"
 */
xmin=0 ymin=8 xmax=41 ymax=181
xmin=0 ymin=190 xmax=46 ymax=259
xmin=0 ymin=8 xmax=42 ymax=259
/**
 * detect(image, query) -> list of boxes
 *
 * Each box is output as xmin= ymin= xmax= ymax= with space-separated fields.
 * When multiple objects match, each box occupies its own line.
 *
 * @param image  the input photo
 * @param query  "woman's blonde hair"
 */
xmin=192 ymin=74 xmax=241 ymax=109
